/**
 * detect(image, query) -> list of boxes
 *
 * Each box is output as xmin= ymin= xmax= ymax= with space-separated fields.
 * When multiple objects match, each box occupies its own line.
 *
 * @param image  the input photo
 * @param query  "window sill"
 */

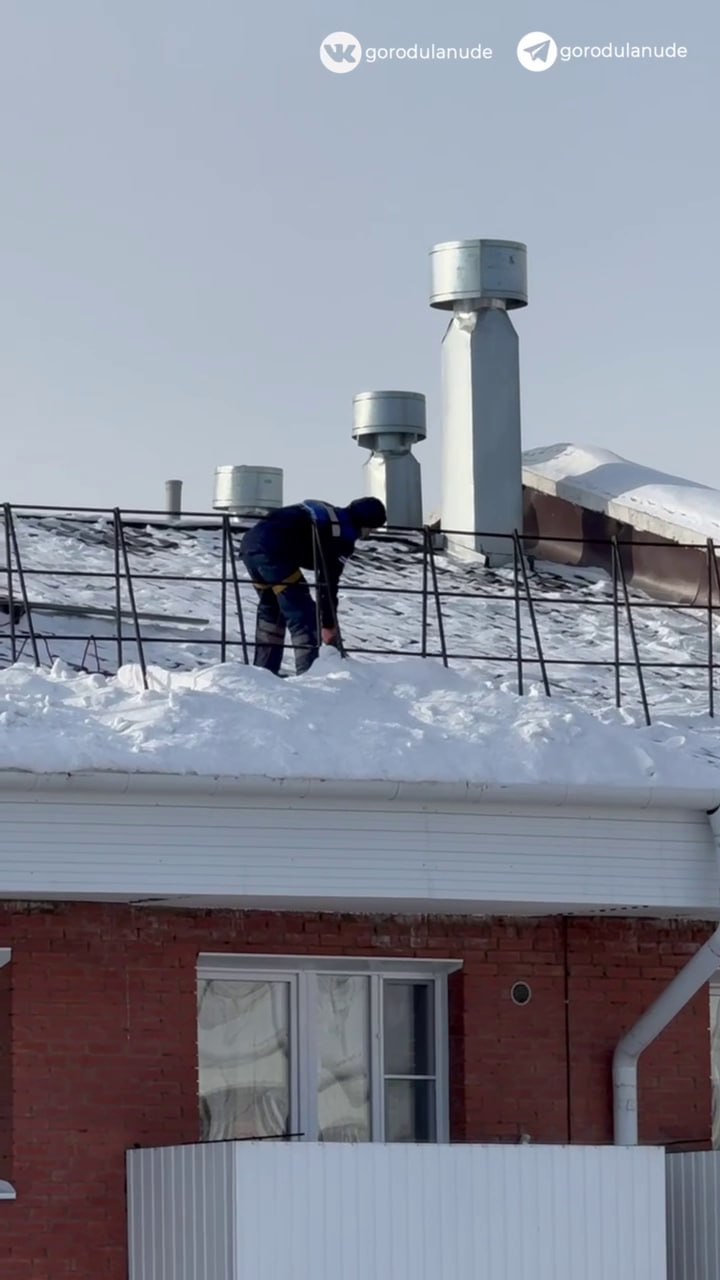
xmin=0 ymin=1181 xmax=16 ymax=1200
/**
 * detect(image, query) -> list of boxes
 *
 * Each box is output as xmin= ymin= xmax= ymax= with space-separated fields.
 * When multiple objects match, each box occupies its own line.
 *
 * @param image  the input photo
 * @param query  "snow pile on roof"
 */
xmin=523 ymin=443 xmax=720 ymax=545
xmin=0 ymin=650 xmax=718 ymax=790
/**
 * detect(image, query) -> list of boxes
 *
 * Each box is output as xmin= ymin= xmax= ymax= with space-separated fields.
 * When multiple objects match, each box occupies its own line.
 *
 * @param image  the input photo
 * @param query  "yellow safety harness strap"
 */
xmin=252 ymin=569 xmax=305 ymax=595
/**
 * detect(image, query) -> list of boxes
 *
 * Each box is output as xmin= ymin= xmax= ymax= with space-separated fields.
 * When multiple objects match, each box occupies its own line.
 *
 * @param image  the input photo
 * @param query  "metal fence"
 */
xmin=2 ymin=502 xmax=720 ymax=727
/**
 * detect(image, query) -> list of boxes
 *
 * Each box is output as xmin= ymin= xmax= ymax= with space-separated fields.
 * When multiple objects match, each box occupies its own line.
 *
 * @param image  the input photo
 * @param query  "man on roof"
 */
xmin=241 ymin=496 xmax=387 ymax=675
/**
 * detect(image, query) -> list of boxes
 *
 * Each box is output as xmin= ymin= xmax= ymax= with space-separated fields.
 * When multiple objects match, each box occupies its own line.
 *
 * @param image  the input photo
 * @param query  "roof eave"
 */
xmin=0 ymin=770 xmax=716 ymax=812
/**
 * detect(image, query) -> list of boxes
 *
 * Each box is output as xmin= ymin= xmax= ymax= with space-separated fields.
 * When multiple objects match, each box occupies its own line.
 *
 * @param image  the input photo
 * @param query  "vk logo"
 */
xmin=320 ymin=32 xmax=363 ymax=73
xmin=325 ymin=42 xmax=357 ymax=64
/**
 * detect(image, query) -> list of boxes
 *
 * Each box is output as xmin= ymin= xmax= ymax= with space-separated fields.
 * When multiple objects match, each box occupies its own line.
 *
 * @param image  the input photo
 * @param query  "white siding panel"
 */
xmin=0 ymin=794 xmax=716 ymax=915
xmin=127 ymin=1143 xmax=235 ymax=1280
xmin=127 ymin=1142 xmax=667 ymax=1280
xmin=232 ymin=1144 xmax=667 ymax=1280
xmin=667 ymin=1151 xmax=720 ymax=1280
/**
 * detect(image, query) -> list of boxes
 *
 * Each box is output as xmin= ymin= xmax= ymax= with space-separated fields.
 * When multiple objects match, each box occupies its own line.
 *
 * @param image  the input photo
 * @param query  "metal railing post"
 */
xmin=707 ymin=539 xmax=715 ymax=719
xmin=310 ymin=525 xmax=323 ymax=670
xmin=113 ymin=512 xmax=123 ymax=670
xmin=612 ymin=537 xmax=650 ymax=726
xmin=513 ymin=536 xmax=524 ymax=696
xmin=224 ymin=517 xmax=250 ymax=665
xmin=708 ymin=540 xmax=720 ymax=720
xmin=220 ymin=519 xmax=229 ymax=664
xmin=612 ymin=545 xmax=621 ymax=709
xmin=425 ymin=529 xmax=448 ymax=668
xmin=312 ymin=524 xmax=346 ymax=658
xmin=114 ymin=509 xmax=148 ymax=689
xmin=513 ymin=531 xmax=550 ymax=697
xmin=4 ymin=504 xmax=40 ymax=666
xmin=3 ymin=507 xmax=17 ymax=664
xmin=421 ymin=530 xmax=429 ymax=659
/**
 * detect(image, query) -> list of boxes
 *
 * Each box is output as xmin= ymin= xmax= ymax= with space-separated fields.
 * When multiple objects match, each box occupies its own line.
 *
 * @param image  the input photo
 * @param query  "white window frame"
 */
xmin=197 ymin=953 xmax=462 ymax=1143
xmin=0 ymin=948 xmax=15 ymax=1201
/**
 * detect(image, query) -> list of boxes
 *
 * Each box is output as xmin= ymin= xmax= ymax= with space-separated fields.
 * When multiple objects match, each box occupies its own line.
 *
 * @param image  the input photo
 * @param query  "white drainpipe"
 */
xmin=612 ymin=805 xmax=720 ymax=1144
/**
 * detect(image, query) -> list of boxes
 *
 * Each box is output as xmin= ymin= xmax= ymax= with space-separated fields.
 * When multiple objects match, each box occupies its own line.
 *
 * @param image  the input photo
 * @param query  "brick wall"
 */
xmin=0 ymin=960 xmax=11 ymax=1185
xmin=0 ymin=902 xmax=712 ymax=1278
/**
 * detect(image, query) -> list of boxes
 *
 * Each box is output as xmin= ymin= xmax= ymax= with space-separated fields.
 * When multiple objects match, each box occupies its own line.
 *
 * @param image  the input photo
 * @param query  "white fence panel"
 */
xmin=128 ymin=1141 xmax=666 ymax=1280
xmin=667 ymin=1151 xmax=720 ymax=1280
xmin=127 ymin=1143 xmax=234 ymax=1280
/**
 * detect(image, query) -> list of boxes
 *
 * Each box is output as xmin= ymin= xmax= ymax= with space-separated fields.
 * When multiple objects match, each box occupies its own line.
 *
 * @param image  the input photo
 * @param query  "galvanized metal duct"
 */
xmin=430 ymin=238 xmax=527 ymax=565
xmin=352 ymin=391 xmax=426 ymax=527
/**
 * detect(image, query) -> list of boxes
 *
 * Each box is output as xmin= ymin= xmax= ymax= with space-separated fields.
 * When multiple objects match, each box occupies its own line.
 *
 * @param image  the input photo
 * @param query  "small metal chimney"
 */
xmin=164 ymin=479 xmax=183 ymax=519
xmin=352 ymin=391 xmax=426 ymax=528
xmin=430 ymin=239 xmax=528 ymax=563
xmin=213 ymin=466 xmax=283 ymax=518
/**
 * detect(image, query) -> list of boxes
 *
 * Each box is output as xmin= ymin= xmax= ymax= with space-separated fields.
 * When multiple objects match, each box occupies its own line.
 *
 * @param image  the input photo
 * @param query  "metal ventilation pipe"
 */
xmin=352 ymin=391 xmax=426 ymax=528
xmin=165 ymin=479 xmax=183 ymax=519
xmin=430 ymin=238 xmax=528 ymax=564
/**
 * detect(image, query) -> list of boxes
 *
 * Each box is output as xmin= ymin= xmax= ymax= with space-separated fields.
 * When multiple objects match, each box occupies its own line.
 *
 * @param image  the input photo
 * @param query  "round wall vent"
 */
xmin=511 ymin=981 xmax=532 ymax=1006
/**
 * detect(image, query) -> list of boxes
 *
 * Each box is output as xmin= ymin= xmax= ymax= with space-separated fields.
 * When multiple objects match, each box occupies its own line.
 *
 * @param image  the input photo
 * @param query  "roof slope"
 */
xmin=523 ymin=443 xmax=720 ymax=545
xmin=0 ymin=513 xmax=718 ymax=789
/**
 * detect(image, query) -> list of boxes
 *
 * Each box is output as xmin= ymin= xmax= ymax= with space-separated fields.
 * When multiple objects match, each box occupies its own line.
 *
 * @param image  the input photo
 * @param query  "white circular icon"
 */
xmin=516 ymin=31 xmax=558 ymax=72
xmin=320 ymin=32 xmax=362 ymax=74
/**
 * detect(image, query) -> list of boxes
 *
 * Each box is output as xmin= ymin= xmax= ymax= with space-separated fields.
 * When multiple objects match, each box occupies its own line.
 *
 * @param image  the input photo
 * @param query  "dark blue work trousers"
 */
xmin=242 ymin=548 xmax=319 ymax=675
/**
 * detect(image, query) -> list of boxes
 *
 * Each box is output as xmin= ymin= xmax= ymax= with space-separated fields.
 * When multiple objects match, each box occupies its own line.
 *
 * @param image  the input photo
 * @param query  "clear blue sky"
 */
xmin=0 ymin=0 xmax=716 ymax=513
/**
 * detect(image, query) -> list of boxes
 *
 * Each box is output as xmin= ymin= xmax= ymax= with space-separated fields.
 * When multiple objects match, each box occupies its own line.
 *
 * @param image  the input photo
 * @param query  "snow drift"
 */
xmin=0 ymin=650 xmax=718 ymax=791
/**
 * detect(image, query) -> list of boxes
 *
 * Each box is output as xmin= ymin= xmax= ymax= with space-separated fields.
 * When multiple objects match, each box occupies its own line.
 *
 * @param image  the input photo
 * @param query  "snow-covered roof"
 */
xmin=0 ymin=650 xmax=718 ymax=792
xmin=523 ymin=443 xmax=720 ymax=546
xmin=1 ymin=508 xmax=719 ymax=793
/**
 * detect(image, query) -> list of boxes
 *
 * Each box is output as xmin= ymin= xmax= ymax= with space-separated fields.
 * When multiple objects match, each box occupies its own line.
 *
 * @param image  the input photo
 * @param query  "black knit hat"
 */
xmin=347 ymin=497 xmax=387 ymax=529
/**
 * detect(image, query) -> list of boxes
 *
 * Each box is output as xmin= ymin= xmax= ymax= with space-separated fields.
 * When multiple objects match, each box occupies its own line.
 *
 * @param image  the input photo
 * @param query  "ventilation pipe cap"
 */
xmin=352 ymin=390 xmax=427 ymax=454
xmin=213 ymin=466 xmax=284 ymax=517
xmin=430 ymin=239 xmax=528 ymax=311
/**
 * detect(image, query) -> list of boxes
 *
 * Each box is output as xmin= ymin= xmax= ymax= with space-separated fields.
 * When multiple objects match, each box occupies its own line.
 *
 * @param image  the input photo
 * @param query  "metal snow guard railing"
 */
xmin=2 ymin=502 xmax=720 ymax=728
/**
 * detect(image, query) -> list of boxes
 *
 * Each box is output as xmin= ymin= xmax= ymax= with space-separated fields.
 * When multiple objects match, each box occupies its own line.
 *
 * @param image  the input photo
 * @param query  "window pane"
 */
xmin=383 ymin=981 xmax=435 ymax=1077
xmin=385 ymin=1079 xmax=436 ymax=1142
xmin=317 ymin=974 xmax=371 ymax=1142
xmin=198 ymin=979 xmax=290 ymax=1140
